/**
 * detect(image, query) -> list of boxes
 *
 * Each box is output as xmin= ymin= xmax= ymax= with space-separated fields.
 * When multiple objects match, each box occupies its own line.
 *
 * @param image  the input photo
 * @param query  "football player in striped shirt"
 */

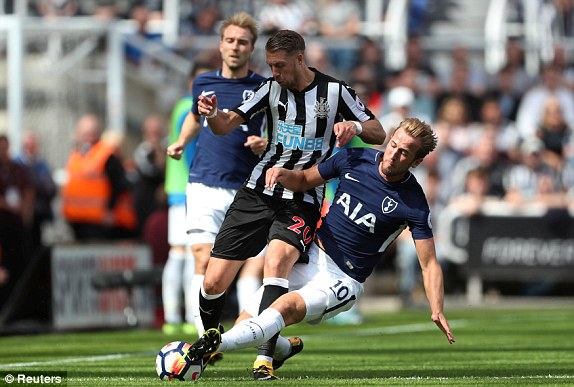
xmin=195 ymin=29 xmax=386 ymax=379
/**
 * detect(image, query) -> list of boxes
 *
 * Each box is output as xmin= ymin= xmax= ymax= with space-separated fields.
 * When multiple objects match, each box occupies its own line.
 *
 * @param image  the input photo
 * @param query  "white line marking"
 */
xmin=307 ymin=319 xmax=468 ymax=338
xmin=0 ymin=352 xmax=153 ymax=369
xmin=360 ymin=319 xmax=468 ymax=335
xmin=386 ymin=375 xmax=574 ymax=380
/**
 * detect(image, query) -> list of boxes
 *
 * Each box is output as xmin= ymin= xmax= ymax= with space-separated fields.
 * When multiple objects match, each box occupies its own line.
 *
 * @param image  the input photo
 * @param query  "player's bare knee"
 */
xmin=191 ymin=244 xmax=211 ymax=258
xmin=272 ymin=302 xmax=305 ymax=326
xmin=271 ymin=293 xmax=306 ymax=325
xmin=202 ymin=276 xmax=228 ymax=295
xmin=264 ymin=254 xmax=298 ymax=278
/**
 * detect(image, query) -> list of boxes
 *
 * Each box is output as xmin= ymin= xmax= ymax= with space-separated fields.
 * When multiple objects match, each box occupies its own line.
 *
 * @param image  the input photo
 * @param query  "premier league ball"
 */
xmin=155 ymin=341 xmax=202 ymax=381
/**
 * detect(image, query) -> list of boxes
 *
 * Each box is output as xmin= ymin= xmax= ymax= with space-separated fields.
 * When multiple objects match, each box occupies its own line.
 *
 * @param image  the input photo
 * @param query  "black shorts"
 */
xmin=211 ymin=186 xmax=321 ymax=263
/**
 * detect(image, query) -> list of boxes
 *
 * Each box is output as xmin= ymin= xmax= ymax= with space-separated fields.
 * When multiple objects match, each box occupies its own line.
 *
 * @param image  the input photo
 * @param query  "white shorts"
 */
xmin=185 ymin=182 xmax=237 ymax=245
xmin=245 ymin=242 xmax=363 ymax=325
xmin=168 ymin=204 xmax=188 ymax=246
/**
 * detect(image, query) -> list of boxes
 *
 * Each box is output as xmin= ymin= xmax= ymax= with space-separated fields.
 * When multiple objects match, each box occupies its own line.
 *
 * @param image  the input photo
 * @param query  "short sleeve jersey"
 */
xmin=317 ymin=147 xmax=433 ymax=283
xmin=234 ymin=68 xmax=376 ymax=208
xmin=190 ymin=69 xmax=266 ymax=189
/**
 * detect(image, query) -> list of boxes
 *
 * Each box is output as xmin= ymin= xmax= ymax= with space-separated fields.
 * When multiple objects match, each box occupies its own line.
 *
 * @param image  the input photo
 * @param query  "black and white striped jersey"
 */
xmin=233 ymin=68 xmax=376 ymax=208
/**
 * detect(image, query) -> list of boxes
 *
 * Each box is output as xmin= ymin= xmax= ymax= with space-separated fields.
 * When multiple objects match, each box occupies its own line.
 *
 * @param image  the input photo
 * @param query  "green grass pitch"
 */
xmin=1 ymin=307 xmax=573 ymax=386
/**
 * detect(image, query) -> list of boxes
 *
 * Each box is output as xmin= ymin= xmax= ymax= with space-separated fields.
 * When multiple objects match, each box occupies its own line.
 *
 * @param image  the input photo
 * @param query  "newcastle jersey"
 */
xmin=234 ymin=67 xmax=376 ymax=208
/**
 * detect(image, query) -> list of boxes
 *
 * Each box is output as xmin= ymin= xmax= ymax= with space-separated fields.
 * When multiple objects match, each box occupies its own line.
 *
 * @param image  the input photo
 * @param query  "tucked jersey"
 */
xmin=234 ymin=67 xmax=376 ymax=208
xmin=317 ymin=147 xmax=433 ymax=283
xmin=190 ymin=69 xmax=266 ymax=189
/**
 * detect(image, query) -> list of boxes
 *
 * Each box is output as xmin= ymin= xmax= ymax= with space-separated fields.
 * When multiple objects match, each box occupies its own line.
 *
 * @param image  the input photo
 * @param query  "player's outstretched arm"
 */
xmin=265 ymin=165 xmax=326 ymax=192
xmin=357 ymin=118 xmax=386 ymax=145
xmin=333 ymin=119 xmax=385 ymax=148
xmin=415 ymin=237 xmax=456 ymax=344
xmin=166 ymin=112 xmax=200 ymax=160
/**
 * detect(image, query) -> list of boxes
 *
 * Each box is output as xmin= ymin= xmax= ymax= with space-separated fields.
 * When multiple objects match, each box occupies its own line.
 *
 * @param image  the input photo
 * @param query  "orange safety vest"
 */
xmin=61 ymin=141 xmax=136 ymax=230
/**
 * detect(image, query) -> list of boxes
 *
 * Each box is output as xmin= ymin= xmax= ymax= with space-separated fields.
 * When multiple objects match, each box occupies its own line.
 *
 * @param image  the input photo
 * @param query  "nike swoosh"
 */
xmin=198 ymin=306 xmax=213 ymax=315
xmin=344 ymin=173 xmax=360 ymax=182
xmin=201 ymin=90 xmax=215 ymax=96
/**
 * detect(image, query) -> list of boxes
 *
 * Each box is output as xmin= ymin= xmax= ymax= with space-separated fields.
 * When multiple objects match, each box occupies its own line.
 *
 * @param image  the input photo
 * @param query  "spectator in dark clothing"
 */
xmin=0 ymin=134 xmax=34 ymax=306
xmin=15 ymin=131 xmax=56 ymax=256
xmin=132 ymin=114 xmax=167 ymax=236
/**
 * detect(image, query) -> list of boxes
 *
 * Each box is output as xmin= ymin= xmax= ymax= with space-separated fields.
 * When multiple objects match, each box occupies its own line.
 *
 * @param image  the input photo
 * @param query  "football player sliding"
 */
xmin=184 ymin=118 xmax=455 ymax=381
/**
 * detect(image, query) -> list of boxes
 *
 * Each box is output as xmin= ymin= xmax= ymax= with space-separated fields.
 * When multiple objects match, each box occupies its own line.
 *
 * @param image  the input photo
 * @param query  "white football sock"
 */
xmin=190 ymin=274 xmax=205 ymax=336
xmin=219 ymin=308 xmax=285 ymax=352
xmin=182 ymin=257 xmax=195 ymax=325
xmin=161 ymin=250 xmax=185 ymax=324
xmin=236 ymin=276 xmax=262 ymax=314
xmin=273 ymin=335 xmax=291 ymax=360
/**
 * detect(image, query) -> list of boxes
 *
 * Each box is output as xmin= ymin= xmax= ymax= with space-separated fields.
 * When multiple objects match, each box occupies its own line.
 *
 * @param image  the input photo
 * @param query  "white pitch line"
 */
xmin=306 ymin=319 xmax=468 ymax=338
xmin=385 ymin=375 xmax=574 ymax=381
xmin=0 ymin=352 xmax=153 ymax=369
xmin=359 ymin=319 xmax=468 ymax=335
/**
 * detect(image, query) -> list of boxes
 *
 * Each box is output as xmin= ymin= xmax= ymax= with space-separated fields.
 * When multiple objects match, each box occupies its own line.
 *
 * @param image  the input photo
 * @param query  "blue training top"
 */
xmin=317 ymin=147 xmax=433 ymax=283
xmin=190 ymin=69 xmax=265 ymax=189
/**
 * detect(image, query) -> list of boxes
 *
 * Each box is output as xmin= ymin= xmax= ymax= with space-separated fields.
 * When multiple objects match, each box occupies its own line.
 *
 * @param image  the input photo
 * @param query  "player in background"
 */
xmin=162 ymin=60 xmax=215 ymax=335
xmin=195 ymin=29 xmax=386 ymax=379
xmin=166 ymin=12 xmax=267 ymax=337
xmin=185 ymin=118 xmax=455 ymax=380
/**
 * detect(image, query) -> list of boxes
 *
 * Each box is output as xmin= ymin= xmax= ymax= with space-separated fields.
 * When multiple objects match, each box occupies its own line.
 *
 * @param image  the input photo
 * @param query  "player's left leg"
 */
xmin=199 ymin=257 xmax=245 ymax=329
xmin=188 ymin=292 xmax=306 ymax=361
xmin=185 ymin=291 xmax=305 ymax=381
xmin=254 ymin=201 xmax=320 ymax=379
xmin=201 ymin=187 xmax=271 ymax=332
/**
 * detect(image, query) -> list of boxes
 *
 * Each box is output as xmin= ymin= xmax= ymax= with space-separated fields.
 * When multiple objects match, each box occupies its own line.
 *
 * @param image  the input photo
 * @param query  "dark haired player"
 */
xmin=195 ymin=29 xmax=386 ymax=379
xmin=185 ymin=118 xmax=455 ymax=380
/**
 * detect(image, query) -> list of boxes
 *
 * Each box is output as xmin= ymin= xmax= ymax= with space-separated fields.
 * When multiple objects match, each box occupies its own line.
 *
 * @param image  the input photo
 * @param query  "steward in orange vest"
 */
xmin=62 ymin=137 xmax=136 ymax=239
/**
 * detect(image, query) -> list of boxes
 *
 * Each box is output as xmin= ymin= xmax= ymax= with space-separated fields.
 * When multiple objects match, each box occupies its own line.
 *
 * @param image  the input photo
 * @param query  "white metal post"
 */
xmin=162 ymin=0 xmax=179 ymax=47
xmin=106 ymin=24 xmax=125 ymax=134
xmin=4 ymin=15 xmax=24 ymax=156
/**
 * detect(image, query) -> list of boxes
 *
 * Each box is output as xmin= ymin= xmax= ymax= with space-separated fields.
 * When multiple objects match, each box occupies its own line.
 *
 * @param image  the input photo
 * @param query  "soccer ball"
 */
xmin=155 ymin=341 xmax=202 ymax=381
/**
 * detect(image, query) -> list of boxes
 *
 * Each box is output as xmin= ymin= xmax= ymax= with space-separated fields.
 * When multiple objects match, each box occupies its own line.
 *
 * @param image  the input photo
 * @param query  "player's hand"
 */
xmin=265 ymin=167 xmax=286 ymax=190
xmin=166 ymin=142 xmax=184 ymax=160
xmin=198 ymin=94 xmax=218 ymax=117
xmin=432 ymin=312 xmax=455 ymax=344
xmin=334 ymin=121 xmax=359 ymax=148
xmin=245 ymin=136 xmax=268 ymax=155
